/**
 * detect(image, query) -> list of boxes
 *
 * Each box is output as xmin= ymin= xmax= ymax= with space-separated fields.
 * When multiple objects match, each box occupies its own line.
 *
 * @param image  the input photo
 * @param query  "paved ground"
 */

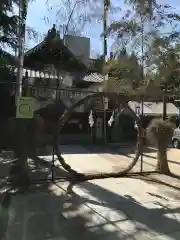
xmin=143 ymin=148 xmax=180 ymax=175
xmin=1 ymin=144 xmax=180 ymax=240
xmin=59 ymin=144 xmax=180 ymax=175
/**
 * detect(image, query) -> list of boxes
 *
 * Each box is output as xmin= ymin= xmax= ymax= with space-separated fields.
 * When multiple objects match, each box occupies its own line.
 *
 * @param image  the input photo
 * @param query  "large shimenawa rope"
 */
xmin=54 ymin=92 xmax=143 ymax=181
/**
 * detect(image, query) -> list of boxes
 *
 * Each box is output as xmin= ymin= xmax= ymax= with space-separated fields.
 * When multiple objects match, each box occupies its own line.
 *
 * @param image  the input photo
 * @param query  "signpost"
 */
xmin=16 ymin=97 xmax=34 ymax=119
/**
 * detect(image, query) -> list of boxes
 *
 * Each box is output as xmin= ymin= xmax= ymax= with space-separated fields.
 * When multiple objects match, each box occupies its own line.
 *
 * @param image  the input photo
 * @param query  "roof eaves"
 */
xmin=24 ymin=40 xmax=47 ymax=56
xmin=24 ymin=37 xmax=87 ymax=70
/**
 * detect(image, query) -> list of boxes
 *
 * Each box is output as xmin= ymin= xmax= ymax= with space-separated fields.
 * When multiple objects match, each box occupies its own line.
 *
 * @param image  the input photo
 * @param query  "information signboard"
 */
xmin=16 ymin=97 xmax=34 ymax=119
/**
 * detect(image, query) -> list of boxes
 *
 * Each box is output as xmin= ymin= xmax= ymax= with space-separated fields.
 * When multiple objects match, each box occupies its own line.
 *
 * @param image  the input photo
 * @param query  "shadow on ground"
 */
xmin=66 ymin=177 xmax=180 ymax=239
xmin=1 ymin=145 xmax=180 ymax=239
xmin=1 ymin=171 xmax=180 ymax=239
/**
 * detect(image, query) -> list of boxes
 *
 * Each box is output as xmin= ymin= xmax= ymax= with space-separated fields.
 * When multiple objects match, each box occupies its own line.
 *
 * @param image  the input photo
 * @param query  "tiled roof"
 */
xmin=84 ymin=75 xmax=130 ymax=94
xmin=24 ymin=37 xmax=87 ymax=70
xmin=83 ymin=73 xmax=103 ymax=83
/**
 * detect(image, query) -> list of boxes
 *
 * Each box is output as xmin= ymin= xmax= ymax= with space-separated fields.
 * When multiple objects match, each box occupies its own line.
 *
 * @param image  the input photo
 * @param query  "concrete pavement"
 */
xmin=3 ymin=175 xmax=180 ymax=240
xmin=1 ymin=144 xmax=180 ymax=239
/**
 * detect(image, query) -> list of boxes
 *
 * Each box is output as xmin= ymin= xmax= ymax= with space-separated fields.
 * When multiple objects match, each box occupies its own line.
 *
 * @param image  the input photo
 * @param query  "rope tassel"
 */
xmin=108 ymin=111 xmax=114 ymax=126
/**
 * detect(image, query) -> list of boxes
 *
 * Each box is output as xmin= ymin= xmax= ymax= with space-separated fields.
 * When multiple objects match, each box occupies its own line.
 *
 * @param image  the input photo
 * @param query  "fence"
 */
xmin=0 ymin=78 xmax=179 ymax=182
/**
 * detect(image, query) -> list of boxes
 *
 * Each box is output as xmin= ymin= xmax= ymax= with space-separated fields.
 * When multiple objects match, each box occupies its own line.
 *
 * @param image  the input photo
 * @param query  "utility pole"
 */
xmin=16 ymin=0 xmax=25 ymax=100
xmin=103 ymin=0 xmax=109 ymax=144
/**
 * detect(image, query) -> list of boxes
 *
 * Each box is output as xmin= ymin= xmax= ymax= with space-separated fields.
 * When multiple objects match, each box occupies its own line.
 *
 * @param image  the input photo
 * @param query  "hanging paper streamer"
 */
xmin=89 ymin=110 xmax=94 ymax=127
xmin=108 ymin=111 xmax=114 ymax=126
xmin=134 ymin=121 xmax=138 ymax=129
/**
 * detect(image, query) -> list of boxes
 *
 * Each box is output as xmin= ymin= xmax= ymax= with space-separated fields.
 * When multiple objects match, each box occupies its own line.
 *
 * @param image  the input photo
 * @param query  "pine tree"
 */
xmin=0 ymin=1 xmax=19 ymax=49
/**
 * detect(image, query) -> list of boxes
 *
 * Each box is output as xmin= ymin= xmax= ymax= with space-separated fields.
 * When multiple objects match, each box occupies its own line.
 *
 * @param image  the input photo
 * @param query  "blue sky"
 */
xmin=25 ymin=0 xmax=180 ymax=57
xmin=26 ymin=0 xmax=122 ymax=56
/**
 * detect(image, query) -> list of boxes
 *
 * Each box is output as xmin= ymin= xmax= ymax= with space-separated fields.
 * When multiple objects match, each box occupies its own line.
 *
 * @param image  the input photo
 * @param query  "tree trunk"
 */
xmin=156 ymin=147 xmax=170 ymax=174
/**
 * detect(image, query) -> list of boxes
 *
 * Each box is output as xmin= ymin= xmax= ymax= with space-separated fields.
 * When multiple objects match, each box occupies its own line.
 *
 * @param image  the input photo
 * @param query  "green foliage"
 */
xmin=105 ymin=48 xmax=143 ymax=90
xmin=89 ymin=55 xmax=104 ymax=73
xmin=103 ymin=1 xmax=180 ymax=97
xmin=150 ymin=38 xmax=180 ymax=92
xmin=0 ymin=49 xmax=15 ymax=78
xmin=125 ymin=0 xmax=156 ymax=15
xmin=0 ymin=0 xmax=39 ymax=50
xmin=88 ymin=49 xmax=144 ymax=94
xmin=0 ymin=1 xmax=19 ymax=48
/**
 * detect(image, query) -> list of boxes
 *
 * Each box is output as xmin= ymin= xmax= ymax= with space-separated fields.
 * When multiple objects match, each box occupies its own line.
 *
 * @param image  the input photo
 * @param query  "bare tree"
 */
xmin=45 ymin=0 xmax=121 ymax=37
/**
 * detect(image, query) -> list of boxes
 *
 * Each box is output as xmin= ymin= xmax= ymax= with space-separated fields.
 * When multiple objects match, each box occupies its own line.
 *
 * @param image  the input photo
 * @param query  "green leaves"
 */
xmin=89 ymin=55 xmax=104 ymax=73
xmin=107 ymin=20 xmax=140 ymax=38
xmin=151 ymin=40 xmax=180 ymax=92
xmin=0 ymin=1 xmax=19 ymax=48
xmin=106 ymin=49 xmax=143 ymax=89
xmin=0 ymin=0 xmax=39 ymax=46
xmin=125 ymin=0 xmax=156 ymax=16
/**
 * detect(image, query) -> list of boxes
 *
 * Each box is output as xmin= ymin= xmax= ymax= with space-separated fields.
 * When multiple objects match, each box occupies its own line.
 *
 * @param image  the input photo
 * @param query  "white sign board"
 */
xmin=16 ymin=97 xmax=34 ymax=119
